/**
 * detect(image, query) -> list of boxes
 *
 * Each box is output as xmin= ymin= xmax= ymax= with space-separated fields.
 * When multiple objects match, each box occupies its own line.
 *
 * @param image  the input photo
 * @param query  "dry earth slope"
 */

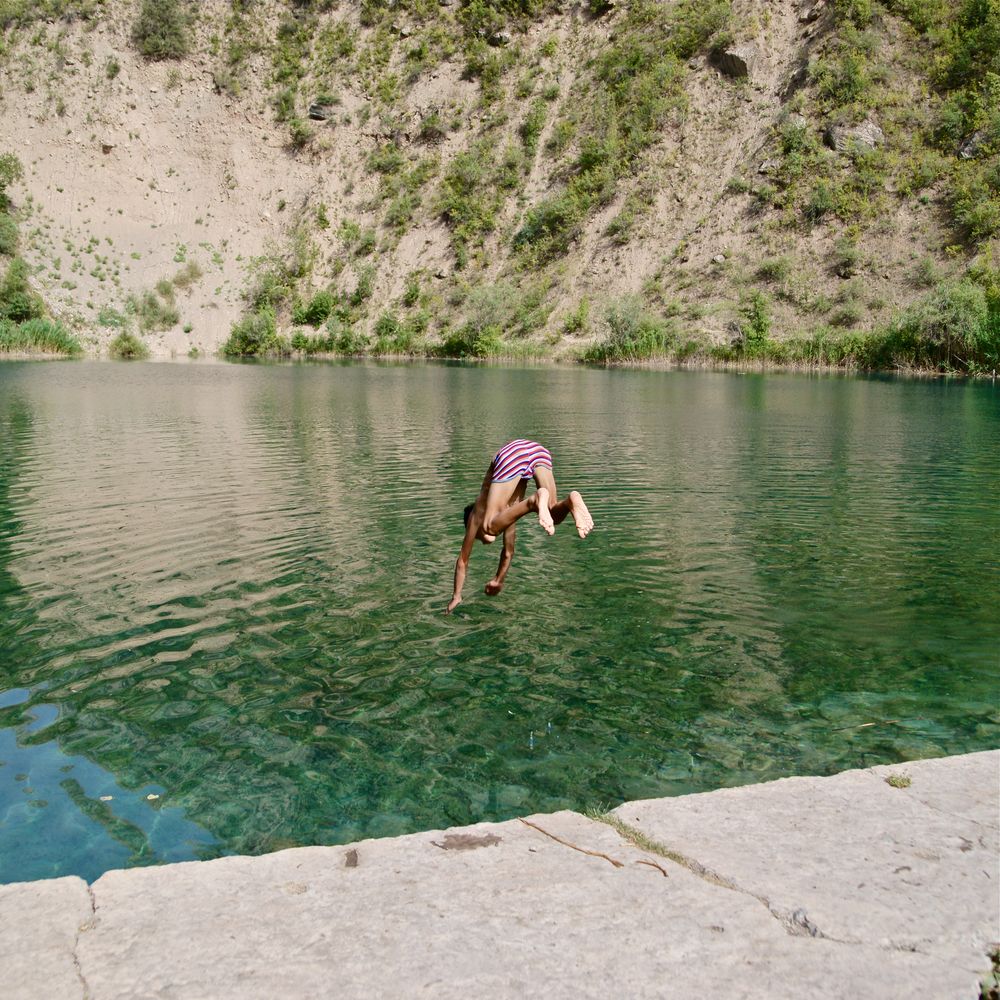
xmin=0 ymin=0 xmax=996 ymax=364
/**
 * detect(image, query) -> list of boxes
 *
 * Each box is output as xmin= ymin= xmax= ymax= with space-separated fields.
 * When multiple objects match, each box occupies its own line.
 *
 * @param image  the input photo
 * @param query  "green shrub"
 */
xmin=131 ymin=0 xmax=190 ymax=61
xmin=171 ymin=260 xmax=203 ymax=290
xmin=127 ymin=287 xmax=179 ymax=332
xmin=562 ymin=299 xmax=590 ymax=334
xmin=402 ymin=272 xmax=421 ymax=307
xmin=438 ymin=322 xmax=504 ymax=358
xmin=830 ymin=301 xmax=864 ymax=327
xmin=736 ymin=291 xmax=771 ymax=355
xmin=288 ymin=118 xmax=313 ymax=150
xmin=372 ymin=311 xmax=417 ymax=354
xmin=913 ymin=256 xmax=942 ymax=287
xmin=97 ymin=305 xmax=128 ymax=327
xmin=0 ymin=153 xmax=23 ymax=207
xmin=884 ymin=279 xmax=998 ymax=368
xmin=292 ymin=289 xmax=336 ymax=326
xmin=0 ymin=213 xmax=17 ymax=256
xmin=583 ymin=297 xmax=674 ymax=362
xmin=0 ymin=317 xmax=81 ymax=355
xmin=222 ymin=307 xmax=283 ymax=356
xmin=513 ymin=187 xmax=587 ymax=263
xmin=438 ymin=143 xmax=502 ymax=255
xmin=833 ymin=236 xmax=861 ymax=277
xmin=519 ymin=99 xmax=546 ymax=156
xmin=756 ymin=256 xmax=792 ymax=282
xmin=350 ymin=265 xmax=375 ymax=306
xmin=951 ymin=159 xmax=1000 ymax=240
xmin=367 ymin=143 xmax=405 ymax=175
xmin=355 ymin=229 xmax=378 ymax=256
xmin=812 ymin=52 xmax=871 ymax=109
xmin=805 ymin=181 xmax=835 ymax=222
xmin=0 ymin=257 xmax=43 ymax=322
xmin=832 ymin=0 xmax=874 ymax=27
xmin=327 ymin=316 xmax=368 ymax=354
xmin=108 ymin=330 xmax=150 ymax=360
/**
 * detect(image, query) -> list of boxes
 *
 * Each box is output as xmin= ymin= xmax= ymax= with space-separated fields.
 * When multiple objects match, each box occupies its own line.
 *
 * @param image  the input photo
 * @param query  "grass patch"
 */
xmin=0 ymin=317 xmax=80 ymax=355
xmin=131 ymin=0 xmax=191 ymax=61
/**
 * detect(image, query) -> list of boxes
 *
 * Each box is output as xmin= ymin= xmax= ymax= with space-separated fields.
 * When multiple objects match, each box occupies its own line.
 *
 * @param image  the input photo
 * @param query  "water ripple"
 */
xmin=0 ymin=362 xmax=997 ymax=882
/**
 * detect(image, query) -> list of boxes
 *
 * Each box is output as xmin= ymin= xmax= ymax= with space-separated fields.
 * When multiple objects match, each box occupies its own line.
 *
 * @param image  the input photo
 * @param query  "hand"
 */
xmin=484 ymin=579 xmax=503 ymax=596
xmin=445 ymin=596 xmax=462 ymax=614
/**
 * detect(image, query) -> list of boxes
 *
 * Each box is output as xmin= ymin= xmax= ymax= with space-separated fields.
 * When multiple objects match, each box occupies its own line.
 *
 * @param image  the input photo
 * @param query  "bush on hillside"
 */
xmin=292 ymin=289 xmax=336 ymax=326
xmin=885 ymin=280 xmax=999 ymax=368
xmin=0 ymin=153 xmax=23 ymax=207
xmin=132 ymin=0 xmax=191 ymax=61
xmin=0 ymin=257 xmax=44 ymax=322
xmin=108 ymin=331 xmax=150 ymax=360
xmin=583 ymin=297 xmax=674 ymax=362
xmin=222 ymin=307 xmax=289 ymax=356
xmin=0 ymin=213 xmax=17 ymax=256
xmin=437 ymin=322 xmax=503 ymax=358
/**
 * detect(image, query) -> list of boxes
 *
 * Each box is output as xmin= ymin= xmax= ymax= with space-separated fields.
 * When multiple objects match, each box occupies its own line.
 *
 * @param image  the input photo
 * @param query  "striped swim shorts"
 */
xmin=491 ymin=439 xmax=553 ymax=483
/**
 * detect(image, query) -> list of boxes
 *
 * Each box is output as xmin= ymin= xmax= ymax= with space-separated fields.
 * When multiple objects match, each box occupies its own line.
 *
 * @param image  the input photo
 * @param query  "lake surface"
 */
xmin=0 ymin=360 xmax=997 ymax=883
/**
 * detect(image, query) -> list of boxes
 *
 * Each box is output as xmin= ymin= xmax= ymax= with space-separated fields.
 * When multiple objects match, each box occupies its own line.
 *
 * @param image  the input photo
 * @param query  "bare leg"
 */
xmin=533 ymin=466 xmax=594 ymax=539
xmin=482 ymin=480 xmax=537 ymax=536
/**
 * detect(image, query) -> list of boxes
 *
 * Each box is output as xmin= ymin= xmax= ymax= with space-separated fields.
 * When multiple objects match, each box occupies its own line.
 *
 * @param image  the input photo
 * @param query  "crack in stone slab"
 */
xmin=71 ymin=882 xmax=97 ymax=1000
xmin=591 ymin=813 xmax=861 ymax=944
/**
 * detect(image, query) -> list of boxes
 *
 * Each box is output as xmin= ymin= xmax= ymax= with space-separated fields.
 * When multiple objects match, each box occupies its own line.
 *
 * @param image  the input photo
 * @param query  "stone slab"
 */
xmin=2 ymin=753 xmax=996 ymax=999
xmin=77 ymin=809 xmax=966 ymax=999
xmin=0 ymin=875 xmax=93 ymax=1000
xmin=615 ymin=750 xmax=1000 ymax=987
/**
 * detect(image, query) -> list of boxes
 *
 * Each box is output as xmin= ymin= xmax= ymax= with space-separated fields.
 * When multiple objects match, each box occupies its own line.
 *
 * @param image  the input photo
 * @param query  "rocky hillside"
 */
xmin=0 ymin=0 xmax=997 ymax=369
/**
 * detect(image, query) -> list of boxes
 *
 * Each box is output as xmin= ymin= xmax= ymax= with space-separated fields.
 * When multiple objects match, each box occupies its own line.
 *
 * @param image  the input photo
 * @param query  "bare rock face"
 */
xmin=711 ymin=44 xmax=761 ymax=82
xmin=824 ymin=119 xmax=885 ymax=153
xmin=799 ymin=1 xmax=824 ymax=23
xmin=308 ymin=102 xmax=334 ymax=122
xmin=959 ymin=128 xmax=988 ymax=160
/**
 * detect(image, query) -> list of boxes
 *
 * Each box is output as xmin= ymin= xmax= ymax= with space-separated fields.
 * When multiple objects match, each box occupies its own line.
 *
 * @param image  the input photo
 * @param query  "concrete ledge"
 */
xmin=4 ymin=751 xmax=998 ymax=999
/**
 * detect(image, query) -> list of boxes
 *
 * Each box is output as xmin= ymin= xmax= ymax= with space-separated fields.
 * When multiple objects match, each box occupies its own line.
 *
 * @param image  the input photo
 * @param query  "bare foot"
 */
xmin=536 ymin=487 xmax=555 ymax=535
xmin=568 ymin=491 xmax=594 ymax=538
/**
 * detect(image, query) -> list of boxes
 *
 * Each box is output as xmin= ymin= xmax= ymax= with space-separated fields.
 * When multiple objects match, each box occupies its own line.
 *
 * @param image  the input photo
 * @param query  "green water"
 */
xmin=0 ymin=361 xmax=997 ymax=883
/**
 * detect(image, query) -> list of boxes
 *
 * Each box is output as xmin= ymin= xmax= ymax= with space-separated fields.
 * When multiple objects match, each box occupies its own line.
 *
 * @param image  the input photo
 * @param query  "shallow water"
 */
xmin=0 ymin=360 xmax=997 ymax=883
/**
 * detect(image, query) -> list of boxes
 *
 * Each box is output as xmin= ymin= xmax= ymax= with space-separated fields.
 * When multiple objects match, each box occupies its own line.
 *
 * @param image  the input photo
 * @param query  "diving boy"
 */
xmin=446 ymin=439 xmax=594 ymax=613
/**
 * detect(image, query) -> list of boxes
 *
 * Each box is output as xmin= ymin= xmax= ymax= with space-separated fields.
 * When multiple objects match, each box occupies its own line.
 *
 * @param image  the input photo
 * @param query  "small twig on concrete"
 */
xmin=635 ymin=858 xmax=670 ymax=877
xmin=519 ymin=818 xmax=624 ymax=868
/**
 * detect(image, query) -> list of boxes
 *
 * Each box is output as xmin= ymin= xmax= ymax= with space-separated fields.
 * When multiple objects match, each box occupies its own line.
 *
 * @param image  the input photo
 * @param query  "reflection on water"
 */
xmin=0 ymin=361 xmax=997 ymax=883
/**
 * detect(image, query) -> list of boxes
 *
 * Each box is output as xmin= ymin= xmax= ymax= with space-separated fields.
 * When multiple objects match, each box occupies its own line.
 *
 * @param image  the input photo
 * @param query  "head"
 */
xmin=463 ymin=501 xmax=496 ymax=544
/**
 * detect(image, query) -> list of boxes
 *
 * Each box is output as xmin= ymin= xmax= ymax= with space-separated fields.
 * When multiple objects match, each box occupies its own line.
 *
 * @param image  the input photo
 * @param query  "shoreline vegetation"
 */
xmin=0 ymin=0 xmax=997 ymax=372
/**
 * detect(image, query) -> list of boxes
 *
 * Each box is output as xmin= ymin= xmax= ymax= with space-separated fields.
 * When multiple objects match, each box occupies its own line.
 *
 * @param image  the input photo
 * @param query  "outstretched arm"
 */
xmin=446 ymin=526 xmax=477 ymax=613
xmin=485 ymin=524 xmax=516 ymax=596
